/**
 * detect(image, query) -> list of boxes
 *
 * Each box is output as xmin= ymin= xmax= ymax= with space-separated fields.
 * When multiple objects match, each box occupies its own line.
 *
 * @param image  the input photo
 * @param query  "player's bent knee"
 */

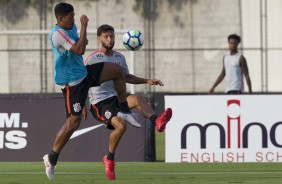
xmin=114 ymin=120 xmax=127 ymax=133
xmin=120 ymin=121 xmax=127 ymax=133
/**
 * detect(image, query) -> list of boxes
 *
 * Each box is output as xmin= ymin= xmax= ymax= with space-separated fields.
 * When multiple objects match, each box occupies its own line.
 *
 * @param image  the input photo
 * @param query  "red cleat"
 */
xmin=156 ymin=108 xmax=172 ymax=132
xmin=103 ymin=155 xmax=116 ymax=180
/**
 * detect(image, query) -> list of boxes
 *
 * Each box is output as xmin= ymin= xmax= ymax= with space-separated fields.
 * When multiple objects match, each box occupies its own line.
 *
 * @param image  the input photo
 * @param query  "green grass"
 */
xmin=1 ymin=134 xmax=282 ymax=183
xmin=155 ymin=130 xmax=166 ymax=161
xmin=0 ymin=162 xmax=282 ymax=184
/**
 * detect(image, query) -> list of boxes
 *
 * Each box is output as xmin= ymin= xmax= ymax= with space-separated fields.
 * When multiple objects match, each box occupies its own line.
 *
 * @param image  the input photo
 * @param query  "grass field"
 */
xmin=1 ymin=162 xmax=282 ymax=184
xmin=155 ymin=130 xmax=166 ymax=161
xmin=1 ymin=133 xmax=282 ymax=184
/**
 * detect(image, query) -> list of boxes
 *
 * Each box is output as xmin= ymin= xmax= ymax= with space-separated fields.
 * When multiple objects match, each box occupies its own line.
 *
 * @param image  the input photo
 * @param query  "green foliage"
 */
xmin=0 ymin=0 xmax=197 ymax=24
xmin=132 ymin=0 xmax=197 ymax=21
xmin=0 ymin=0 xmax=55 ymax=23
xmin=0 ymin=0 xmax=30 ymax=23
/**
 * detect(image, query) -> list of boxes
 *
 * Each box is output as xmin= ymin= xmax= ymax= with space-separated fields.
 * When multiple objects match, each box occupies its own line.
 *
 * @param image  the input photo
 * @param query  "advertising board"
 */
xmin=165 ymin=95 xmax=282 ymax=163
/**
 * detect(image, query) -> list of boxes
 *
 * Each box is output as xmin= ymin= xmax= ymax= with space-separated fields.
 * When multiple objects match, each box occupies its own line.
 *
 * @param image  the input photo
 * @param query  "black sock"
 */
xmin=49 ymin=150 xmax=59 ymax=166
xmin=119 ymin=101 xmax=130 ymax=113
xmin=149 ymin=114 xmax=158 ymax=124
xmin=107 ymin=151 xmax=115 ymax=161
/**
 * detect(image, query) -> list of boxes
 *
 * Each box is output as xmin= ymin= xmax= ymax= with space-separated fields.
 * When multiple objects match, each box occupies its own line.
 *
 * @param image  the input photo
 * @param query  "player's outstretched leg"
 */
xmin=97 ymin=62 xmax=141 ymax=128
xmin=103 ymin=155 xmax=116 ymax=180
xmin=43 ymin=154 xmax=55 ymax=181
xmin=156 ymin=108 xmax=172 ymax=132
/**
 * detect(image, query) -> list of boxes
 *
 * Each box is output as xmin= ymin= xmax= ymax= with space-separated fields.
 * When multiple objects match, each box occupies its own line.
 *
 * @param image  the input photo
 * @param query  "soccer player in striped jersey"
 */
xmin=84 ymin=24 xmax=172 ymax=180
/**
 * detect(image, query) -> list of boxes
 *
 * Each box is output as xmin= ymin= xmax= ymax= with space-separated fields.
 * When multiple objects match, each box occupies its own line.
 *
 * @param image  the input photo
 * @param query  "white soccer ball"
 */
xmin=122 ymin=29 xmax=144 ymax=51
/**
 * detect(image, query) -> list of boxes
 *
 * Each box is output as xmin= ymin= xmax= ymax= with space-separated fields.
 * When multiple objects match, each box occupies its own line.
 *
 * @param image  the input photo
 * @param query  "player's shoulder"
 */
xmin=239 ymin=53 xmax=247 ymax=62
xmin=113 ymin=50 xmax=125 ymax=59
xmin=84 ymin=50 xmax=102 ymax=65
xmin=52 ymin=24 xmax=76 ymax=35
xmin=51 ymin=28 xmax=69 ymax=40
xmin=113 ymin=50 xmax=123 ymax=56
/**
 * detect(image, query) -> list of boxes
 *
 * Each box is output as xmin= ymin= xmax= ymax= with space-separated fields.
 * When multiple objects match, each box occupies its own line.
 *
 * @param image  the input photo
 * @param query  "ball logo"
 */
xmin=0 ymin=113 xmax=28 ymax=149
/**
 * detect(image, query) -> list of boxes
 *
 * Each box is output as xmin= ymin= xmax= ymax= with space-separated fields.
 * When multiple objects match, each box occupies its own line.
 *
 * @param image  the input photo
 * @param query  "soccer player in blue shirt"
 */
xmin=43 ymin=2 xmax=139 ymax=181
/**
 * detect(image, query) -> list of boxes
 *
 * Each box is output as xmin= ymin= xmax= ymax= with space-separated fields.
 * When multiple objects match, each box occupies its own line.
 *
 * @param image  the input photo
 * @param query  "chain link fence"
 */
xmin=1 ymin=0 xmax=282 ymax=94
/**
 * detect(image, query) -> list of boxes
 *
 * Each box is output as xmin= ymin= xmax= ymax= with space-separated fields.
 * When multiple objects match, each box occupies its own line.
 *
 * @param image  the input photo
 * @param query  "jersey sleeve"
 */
xmin=51 ymin=29 xmax=75 ymax=51
xmin=84 ymin=52 xmax=97 ymax=66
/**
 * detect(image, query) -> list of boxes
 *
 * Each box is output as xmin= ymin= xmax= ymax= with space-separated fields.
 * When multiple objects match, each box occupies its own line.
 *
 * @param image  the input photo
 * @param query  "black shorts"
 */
xmin=62 ymin=62 xmax=105 ymax=117
xmin=90 ymin=96 xmax=120 ymax=130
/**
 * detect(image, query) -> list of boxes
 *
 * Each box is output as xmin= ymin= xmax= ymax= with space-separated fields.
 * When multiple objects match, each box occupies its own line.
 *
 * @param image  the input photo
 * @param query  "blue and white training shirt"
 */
xmin=50 ymin=24 xmax=87 ymax=86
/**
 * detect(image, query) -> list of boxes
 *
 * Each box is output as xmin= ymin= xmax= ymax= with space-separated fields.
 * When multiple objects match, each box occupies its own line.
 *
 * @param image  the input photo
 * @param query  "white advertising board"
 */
xmin=165 ymin=95 xmax=282 ymax=163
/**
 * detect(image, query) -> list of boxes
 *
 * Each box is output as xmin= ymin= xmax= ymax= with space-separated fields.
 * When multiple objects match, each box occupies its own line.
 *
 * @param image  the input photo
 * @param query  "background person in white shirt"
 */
xmin=209 ymin=34 xmax=252 ymax=94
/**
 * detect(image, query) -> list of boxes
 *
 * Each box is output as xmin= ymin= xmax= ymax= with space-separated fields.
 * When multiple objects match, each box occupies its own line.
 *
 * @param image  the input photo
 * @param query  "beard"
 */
xmin=102 ymin=41 xmax=115 ymax=50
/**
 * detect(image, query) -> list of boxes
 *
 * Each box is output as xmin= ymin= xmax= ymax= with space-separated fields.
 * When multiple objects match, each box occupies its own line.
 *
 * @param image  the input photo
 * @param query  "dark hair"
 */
xmin=97 ymin=24 xmax=115 ymax=36
xmin=228 ymin=34 xmax=241 ymax=43
xmin=54 ymin=2 xmax=74 ymax=18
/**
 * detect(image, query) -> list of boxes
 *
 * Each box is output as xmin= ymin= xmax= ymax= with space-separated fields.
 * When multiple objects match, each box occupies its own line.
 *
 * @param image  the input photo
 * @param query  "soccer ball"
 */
xmin=122 ymin=29 xmax=144 ymax=51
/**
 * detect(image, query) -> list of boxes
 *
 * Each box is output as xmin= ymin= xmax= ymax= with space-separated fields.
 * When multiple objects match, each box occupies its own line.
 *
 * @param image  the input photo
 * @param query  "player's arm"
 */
xmin=240 ymin=55 xmax=252 ymax=93
xmin=125 ymin=74 xmax=164 ymax=86
xmin=70 ymin=15 xmax=88 ymax=55
xmin=119 ymin=54 xmax=163 ymax=86
xmin=209 ymin=58 xmax=226 ymax=93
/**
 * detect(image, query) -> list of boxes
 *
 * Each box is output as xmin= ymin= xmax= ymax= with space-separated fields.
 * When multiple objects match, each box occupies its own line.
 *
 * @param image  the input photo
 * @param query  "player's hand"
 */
xmin=82 ymin=106 xmax=88 ymax=121
xmin=147 ymin=79 xmax=164 ymax=86
xmin=80 ymin=15 xmax=89 ymax=27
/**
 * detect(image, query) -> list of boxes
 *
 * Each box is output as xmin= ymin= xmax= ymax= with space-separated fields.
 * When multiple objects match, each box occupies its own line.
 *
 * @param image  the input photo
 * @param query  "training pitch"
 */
xmin=0 ymin=162 xmax=282 ymax=184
